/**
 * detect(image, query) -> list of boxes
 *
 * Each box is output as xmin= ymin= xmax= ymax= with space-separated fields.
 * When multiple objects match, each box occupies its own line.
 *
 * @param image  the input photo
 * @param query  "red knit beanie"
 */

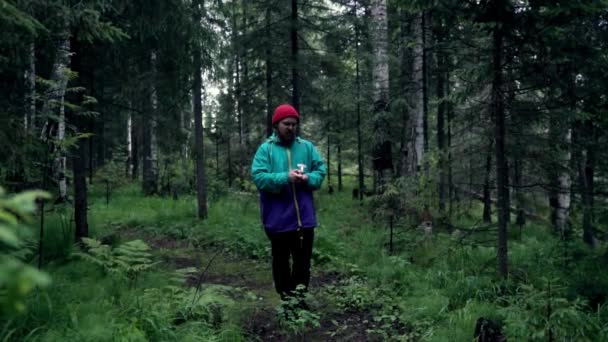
xmin=272 ymin=104 xmax=299 ymax=125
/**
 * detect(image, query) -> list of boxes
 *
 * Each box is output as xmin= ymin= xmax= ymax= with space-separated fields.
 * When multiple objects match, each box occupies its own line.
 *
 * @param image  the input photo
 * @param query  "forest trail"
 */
xmin=119 ymin=227 xmax=386 ymax=341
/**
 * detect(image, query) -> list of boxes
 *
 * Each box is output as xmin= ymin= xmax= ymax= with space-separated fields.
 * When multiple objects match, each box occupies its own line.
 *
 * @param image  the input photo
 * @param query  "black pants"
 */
xmin=266 ymin=228 xmax=314 ymax=299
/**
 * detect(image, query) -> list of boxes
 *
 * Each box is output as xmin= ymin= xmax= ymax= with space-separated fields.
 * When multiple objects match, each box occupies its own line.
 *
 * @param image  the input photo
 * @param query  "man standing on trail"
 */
xmin=251 ymin=104 xmax=326 ymax=301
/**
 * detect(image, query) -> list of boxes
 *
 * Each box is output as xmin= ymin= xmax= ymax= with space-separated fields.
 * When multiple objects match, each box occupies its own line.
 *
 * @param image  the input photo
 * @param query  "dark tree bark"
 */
xmin=355 ymin=1 xmax=364 ymax=201
xmin=575 ymin=121 xmax=596 ymax=246
xmin=437 ymin=48 xmax=446 ymax=214
xmin=73 ymin=131 xmax=89 ymax=241
xmin=327 ymin=132 xmax=331 ymax=185
xmin=193 ymin=0 xmax=207 ymax=219
xmin=483 ymin=138 xmax=494 ymax=223
xmin=492 ymin=16 xmax=509 ymax=278
xmin=265 ymin=6 xmax=273 ymax=137
xmin=422 ymin=11 xmax=429 ymax=154
xmin=131 ymin=117 xmax=140 ymax=181
xmin=227 ymin=132 xmax=232 ymax=188
xmin=371 ymin=0 xmax=391 ymax=193
xmin=514 ymin=158 xmax=526 ymax=226
xmin=215 ymin=129 xmax=220 ymax=179
xmin=338 ymin=140 xmax=343 ymax=192
xmin=70 ymin=36 xmax=89 ymax=242
xmin=446 ymin=62 xmax=454 ymax=218
xmin=142 ymin=51 xmax=158 ymax=196
xmin=291 ymin=0 xmax=300 ymax=118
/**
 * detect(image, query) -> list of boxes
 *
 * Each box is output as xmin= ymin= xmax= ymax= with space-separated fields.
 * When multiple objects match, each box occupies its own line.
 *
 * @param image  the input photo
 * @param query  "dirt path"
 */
xmin=119 ymin=228 xmax=390 ymax=341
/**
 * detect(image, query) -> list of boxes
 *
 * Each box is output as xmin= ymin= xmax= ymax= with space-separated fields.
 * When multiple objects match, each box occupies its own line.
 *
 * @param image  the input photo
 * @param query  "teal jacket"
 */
xmin=251 ymin=134 xmax=326 ymax=233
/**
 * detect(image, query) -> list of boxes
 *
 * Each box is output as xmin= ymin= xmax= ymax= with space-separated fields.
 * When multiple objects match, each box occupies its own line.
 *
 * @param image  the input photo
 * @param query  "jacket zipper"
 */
xmin=286 ymin=148 xmax=304 ymax=247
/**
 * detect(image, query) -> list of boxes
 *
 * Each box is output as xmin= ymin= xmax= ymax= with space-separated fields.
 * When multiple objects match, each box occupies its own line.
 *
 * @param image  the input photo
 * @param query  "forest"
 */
xmin=1 ymin=0 xmax=608 ymax=340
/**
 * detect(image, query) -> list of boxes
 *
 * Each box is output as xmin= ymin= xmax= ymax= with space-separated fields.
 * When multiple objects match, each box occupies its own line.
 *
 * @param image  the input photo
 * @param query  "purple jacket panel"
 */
xmin=259 ymin=183 xmax=317 ymax=234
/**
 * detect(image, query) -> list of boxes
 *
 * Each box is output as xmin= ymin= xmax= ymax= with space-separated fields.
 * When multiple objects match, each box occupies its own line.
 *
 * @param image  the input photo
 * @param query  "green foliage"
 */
xmin=0 ymin=0 xmax=45 ymax=35
xmin=500 ymin=278 xmax=600 ymax=341
xmin=0 ymin=187 xmax=51 ymax=315
xmin=74 ymin=238 xmax=158 ymax=288
xmin=276 ymin=285 xmax=321 ymax=335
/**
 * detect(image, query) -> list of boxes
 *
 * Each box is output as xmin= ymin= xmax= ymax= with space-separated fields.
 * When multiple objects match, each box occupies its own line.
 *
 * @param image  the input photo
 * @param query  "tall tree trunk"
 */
xmin=180 ymin=108 xmax=190 ymax=185
xmin=576 ymin=121 xmax=596 ymax=246
xmin=437 ymin=47 xmax=446 ymax=214
xmin=73 ymin=131 xmax=89 ymax=242
xmin=88 ymin=118 xmax=94 ymax=184
xmin=327 ymin=132 xmax=331 ymax=185
xmin=53 ymin=36 xmax=70 ymax=201
xmin=235 ymin=54 xmax=244 ymax=186
xmin=398 ymin=8 xmax=409 ymax=178
xmin=422 ymin=11 xmax=429 ymax=155
xmin=371 ymin=0 xmax=391 ymax=193
xmin=483 ymin=138 xmax=494 ymax=223
xmin=555 ymin=128 xmax=572 ymax=237
xmin=291 ymin=0 xmax=300 ymax=117
xmin=24 ymin=41 xmax=36 ymax=133
xmin=582 ymin=146 xmax=595 ymax=246
xmin=447 ymin=65 xmax=454 ymax=218
xmin=215 ymin=129 xmax=220 ymax=178
xmin=409 ymin=13 xmax=425 ymax=175
xmin=355 ymin=1 xmax=364 ymax=201
xmin=40 ymin=31 xmax=70 ymax=200
xmin=70 ymin=35 xmax=88 ymax=242
xmin=265 ymin=6 xmax=273 ymax=137
xmin=142 ymin=51 xmax=159 ymax=195
xmin=338 ymin=140 xmax=343 ymax=192
xmin=131 ymin=115 xmax=139 ymax=180
xmin=127 ymin=112 xmax=133 ymax=178
xmin=513 ymin=157 xmax=526 ymax=226
xmin=492 ymin=19 xmax=509 ymax=278
xmin=227 ymin=133 xmax=232 ymax=188
xmin=193 ymin=0 xmax=207 ymax=219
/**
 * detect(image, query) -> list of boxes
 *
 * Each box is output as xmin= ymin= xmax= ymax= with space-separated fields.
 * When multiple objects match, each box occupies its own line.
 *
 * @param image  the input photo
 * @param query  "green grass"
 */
xmin=5 ymin=177 xmax=608 ymax=341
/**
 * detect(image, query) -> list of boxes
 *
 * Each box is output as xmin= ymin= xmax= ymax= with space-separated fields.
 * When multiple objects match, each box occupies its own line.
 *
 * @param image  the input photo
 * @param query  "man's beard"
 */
xmin=279 ymin=131 xmax=295 ymax=143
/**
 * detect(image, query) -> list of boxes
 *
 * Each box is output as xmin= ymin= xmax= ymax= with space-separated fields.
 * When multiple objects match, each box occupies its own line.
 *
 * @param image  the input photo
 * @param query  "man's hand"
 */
xmin=288 ymin=169 xmax=302 ymax=183
xmin=288 ymin=170 xmax=308 ymax=184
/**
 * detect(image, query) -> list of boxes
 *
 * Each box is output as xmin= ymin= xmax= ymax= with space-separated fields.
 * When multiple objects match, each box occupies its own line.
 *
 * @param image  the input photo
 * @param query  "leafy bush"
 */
xmin=0 ymin=187 xmax=51 ymax=315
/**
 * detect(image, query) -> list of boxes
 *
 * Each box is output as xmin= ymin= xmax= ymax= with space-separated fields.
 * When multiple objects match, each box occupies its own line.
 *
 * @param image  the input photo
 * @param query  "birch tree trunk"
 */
xmin=127 ymin=112 xmax=133 ymax=178
xmin=370 ymin=0 xmax=391 ymax=192
xmin=41 ymin=33 xmax=71 ymax=201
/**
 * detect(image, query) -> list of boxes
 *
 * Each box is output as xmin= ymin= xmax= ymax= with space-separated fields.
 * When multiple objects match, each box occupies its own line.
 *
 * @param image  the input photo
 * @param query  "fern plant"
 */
xmin=74 ymin=238 xmax=158 ymax=288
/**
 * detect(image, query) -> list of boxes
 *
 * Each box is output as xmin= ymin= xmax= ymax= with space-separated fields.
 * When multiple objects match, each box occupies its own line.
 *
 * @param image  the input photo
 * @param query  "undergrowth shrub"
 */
xmin=74 ymin=238 xmax=158 ymax=288
xmin=500 ymin=278 xmax=600 ymax=341
xmin=276 ymin=285 xmax=320 ymax=335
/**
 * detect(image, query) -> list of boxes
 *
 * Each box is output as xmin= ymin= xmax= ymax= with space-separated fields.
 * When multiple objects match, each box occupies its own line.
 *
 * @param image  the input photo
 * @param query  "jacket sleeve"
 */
xmin=306 ymin=143 xmax=326 ymax=190
xmin=251 ymin=143 xmax=289 ymax=193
